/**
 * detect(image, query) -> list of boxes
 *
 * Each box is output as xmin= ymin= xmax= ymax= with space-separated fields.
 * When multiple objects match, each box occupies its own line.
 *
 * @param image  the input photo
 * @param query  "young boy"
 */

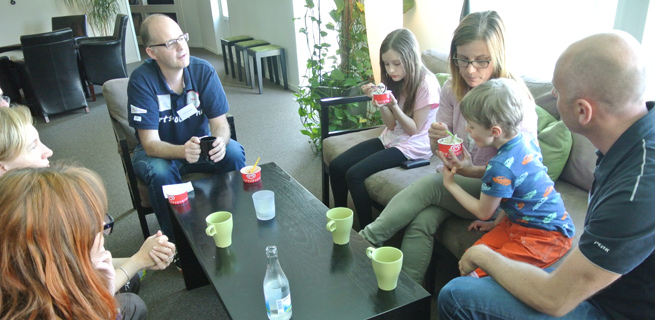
xmin=442 ymin=78 xmax=575 ymax=277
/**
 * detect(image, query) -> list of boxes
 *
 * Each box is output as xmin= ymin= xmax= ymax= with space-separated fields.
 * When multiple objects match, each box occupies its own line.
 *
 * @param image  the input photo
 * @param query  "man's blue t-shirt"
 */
xmin=481 ymin=133 xmax=575 ymax=238
xmin=127 ymin=56 xmax=228 ymax=146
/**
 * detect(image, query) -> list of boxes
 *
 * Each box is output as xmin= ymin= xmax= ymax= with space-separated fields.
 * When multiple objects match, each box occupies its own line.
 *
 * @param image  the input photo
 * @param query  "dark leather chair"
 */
xmin=20 ymin=28 xmax=89 ymax=123
xmin=103 ymin=78 xmax=238 ymax=239
xmin=52 ymin=15 xmax=88 ymax=40
xmin=52 ymin=14 xmax=92 ymax=100
xmin=0 ymin=56 xmax=22 ymax=104
xmin=78 ymin=14 xmax=129 ymax=101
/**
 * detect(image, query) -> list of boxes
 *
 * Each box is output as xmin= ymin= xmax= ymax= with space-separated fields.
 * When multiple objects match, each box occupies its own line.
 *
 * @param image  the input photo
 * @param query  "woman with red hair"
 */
xmin=0 ymin=165 xmax=146 ymax=319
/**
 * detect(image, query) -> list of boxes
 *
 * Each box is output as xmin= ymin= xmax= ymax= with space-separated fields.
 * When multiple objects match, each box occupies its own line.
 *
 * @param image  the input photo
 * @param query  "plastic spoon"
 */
xmin=250 ymin=157 xmax=261 ymax=173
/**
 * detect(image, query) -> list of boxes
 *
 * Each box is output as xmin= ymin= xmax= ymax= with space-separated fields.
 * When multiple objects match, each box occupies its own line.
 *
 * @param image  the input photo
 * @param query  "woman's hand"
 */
xmin=467 ymin=220 xmax=495 ymax=232
xmin=428 ymin=122 xmax=449 ymax=145
xmin=91 ymin=233 xmax=116 ymax=294
xmin=134 ymin=230 xmax=176 ymax=270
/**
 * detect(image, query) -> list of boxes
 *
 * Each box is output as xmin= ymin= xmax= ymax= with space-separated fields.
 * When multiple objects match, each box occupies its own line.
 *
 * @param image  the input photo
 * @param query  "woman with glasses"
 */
xmin=0 ymin=165 xmax=145 ymax=319
xmin=359 ymin=10 xmax=538 ymax=285
xmin=0 ymin=106 xmax=176 ymax=307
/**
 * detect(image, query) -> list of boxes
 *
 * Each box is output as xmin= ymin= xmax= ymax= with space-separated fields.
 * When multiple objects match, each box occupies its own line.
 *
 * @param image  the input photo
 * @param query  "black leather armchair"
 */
xmin=20 ymin=28 xmax=89 ymax=123
xmin=52 ymin=14 xmax=88 ymax=40
xmin=78 ymin=14 xmax=129 ymax=101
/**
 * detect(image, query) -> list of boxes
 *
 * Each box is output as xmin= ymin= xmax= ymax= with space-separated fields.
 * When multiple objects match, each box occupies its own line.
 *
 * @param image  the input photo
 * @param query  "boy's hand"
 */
xmin=439 ymin=146 xmax=475 ymax=177
xmin=442 ymin=165 xmax=457 ymax=187
xmin=467 ymin=220 xmax=495 ymax=232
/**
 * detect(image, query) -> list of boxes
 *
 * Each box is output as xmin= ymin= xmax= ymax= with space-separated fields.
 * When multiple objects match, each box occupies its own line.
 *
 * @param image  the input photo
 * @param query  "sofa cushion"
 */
xmin=422 ymin=49 xmax=450 ymax=74
xmin=536 ymin=105 xmax=572 ymax=181
xmin=322 ymin=127 xmax=385 ymax=166
xmin=560 ymin=132 xmax=596 ymax=191
xmin=366 ymin=158 xmax=442 ymax=207
xmin=522 ymin=75 xmax=558 ymax=118
xmin=436 ymin=73 xmax=450 ymax=87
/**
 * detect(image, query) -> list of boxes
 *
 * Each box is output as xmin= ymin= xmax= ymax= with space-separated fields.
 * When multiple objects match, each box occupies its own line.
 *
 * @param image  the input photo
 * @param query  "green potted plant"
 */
xmin=296 ymin=0 xmax=415 ymax=152
xmin=295 ymin=0 xmax=379 ymax=153
xmin=60 ymin=0 xmax=120 ymax=36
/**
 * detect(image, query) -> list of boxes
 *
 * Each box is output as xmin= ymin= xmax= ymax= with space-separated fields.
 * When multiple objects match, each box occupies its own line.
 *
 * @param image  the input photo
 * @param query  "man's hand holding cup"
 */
xmin=184 ymin=136 xmax=202 ymax=163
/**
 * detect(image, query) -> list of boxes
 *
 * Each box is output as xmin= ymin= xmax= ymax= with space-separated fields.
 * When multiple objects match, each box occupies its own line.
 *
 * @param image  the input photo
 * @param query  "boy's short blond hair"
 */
xmin=0 ymin=106 xmax=33 ymax=162
xmin=460 ymin=78 xmax=532 ymax=135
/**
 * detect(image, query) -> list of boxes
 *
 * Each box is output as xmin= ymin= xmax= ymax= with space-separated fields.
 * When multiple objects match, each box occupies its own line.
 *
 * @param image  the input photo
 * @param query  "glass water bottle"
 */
xmin=263 ymin=245 xmax=292 ymax=320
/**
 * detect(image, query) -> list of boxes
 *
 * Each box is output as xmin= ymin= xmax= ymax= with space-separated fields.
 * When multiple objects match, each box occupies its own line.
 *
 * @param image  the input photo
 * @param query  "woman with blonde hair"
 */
xmin=0 ymin=107 xmax=176 ymax=318
xmin=0 ymin=165 xmax=141 ymax=319
xmin=359 ymin=11 xmax=538 ymax=284
xmin=0 ymin=106 xmax=52 ymax=174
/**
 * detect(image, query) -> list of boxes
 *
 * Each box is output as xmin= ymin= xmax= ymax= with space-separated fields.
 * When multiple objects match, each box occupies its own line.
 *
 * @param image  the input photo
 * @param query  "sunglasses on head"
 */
xmin=103 ymin=214 xmax=114 ymax=236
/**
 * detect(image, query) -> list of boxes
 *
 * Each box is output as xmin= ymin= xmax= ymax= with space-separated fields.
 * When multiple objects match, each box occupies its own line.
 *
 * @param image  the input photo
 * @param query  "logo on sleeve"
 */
xmin=186 ymin=91 xmax=200 ymax=107
xmin=593 ymin=241 xmax=610 ymax=253
xmin=157 ymin=94 xmax=171 ymax=112
xmin=130 ymin=105 xmax=147 ymax=114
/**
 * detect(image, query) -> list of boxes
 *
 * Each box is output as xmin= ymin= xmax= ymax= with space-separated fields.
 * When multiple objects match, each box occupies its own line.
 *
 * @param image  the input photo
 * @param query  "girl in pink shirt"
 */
xmin=329 ymin=28 xmax=441 ymax=228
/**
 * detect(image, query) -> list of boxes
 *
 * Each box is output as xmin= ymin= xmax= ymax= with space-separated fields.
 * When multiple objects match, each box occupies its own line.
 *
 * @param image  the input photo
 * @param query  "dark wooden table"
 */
xmin=169 ymin=162 xmax=430 ymax=319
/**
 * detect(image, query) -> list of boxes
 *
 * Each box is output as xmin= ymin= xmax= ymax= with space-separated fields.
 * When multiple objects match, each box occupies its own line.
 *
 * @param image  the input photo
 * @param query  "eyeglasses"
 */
xmin=148 ymin=33 xmax=189 ymax=50
xmin=453 ymin=58 xmax=491 ymax=69
xmin=103 ymin=214 xmax=114 ymax=236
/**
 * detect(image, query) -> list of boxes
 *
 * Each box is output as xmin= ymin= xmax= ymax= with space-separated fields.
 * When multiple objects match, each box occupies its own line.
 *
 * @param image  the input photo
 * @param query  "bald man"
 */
xmin=438 ymin=31 xmax=655 ymax=319
xmin=128 ymin=14 xmax=245 ymax=243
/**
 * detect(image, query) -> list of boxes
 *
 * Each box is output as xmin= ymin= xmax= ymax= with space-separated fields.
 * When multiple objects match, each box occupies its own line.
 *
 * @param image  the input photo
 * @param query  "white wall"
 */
xmin=179 ymin=0 xmax=204 ymax=50
xmin=0 ymin=0 xmax=140 ymax=64
xmin=196 ymin=0 xmax=219 ymax=54
xmin=404 ymin=0 xmax=462 ymax=53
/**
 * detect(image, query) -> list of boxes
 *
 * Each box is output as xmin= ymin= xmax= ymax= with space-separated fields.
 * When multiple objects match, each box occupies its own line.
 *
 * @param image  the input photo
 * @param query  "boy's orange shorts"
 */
xmin=472 ymin=217 xmax=572 ymax=278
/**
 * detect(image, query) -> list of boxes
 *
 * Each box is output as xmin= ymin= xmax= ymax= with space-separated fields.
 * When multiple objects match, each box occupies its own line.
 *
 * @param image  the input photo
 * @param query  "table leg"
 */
xmin=169 ymin=206 xmax=209 ymax=290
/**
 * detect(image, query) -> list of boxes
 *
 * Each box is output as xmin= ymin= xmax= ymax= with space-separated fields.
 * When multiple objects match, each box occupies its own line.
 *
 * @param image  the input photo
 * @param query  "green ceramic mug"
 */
xmin=366 ymin=246 xmax=403 ymax=291
xmin=326 ymin=207 xmax=353 ymax=245
xmin=205 ymin=211 xmax=233 ymax=248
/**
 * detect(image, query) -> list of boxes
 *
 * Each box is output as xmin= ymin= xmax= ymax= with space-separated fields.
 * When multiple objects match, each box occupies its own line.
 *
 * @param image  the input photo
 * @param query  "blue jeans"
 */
xmin=438 ymin=274 xmax=609 ymax=320
xmin=132 ymin=140 xmax=245 ymax=242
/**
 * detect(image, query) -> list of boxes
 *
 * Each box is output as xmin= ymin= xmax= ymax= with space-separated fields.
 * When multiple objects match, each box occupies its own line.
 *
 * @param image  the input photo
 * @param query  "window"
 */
xmin=221 ymin=0 xmax=229 ymax=19
xmin=469 ymin=0 xmax=618 ymax=79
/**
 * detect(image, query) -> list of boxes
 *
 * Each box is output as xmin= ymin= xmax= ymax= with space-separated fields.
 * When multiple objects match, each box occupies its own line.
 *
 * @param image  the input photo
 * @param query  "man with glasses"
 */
xmin=128 ymin=14 xmax=246 ymax=244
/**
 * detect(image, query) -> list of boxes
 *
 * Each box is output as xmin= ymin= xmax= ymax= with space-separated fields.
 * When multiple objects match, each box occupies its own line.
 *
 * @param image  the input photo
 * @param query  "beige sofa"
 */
xmin=322 ymin=49 xmax=597 ymax=267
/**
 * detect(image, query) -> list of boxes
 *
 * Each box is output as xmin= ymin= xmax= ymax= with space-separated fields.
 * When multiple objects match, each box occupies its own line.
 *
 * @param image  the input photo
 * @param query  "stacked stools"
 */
xmin=246 ymin=45 xmax=288 ymax=94
xmin=220 ymin=35 xmax=252 ymax=78
xmin=234 ymin=39 xmax=269 ymax=85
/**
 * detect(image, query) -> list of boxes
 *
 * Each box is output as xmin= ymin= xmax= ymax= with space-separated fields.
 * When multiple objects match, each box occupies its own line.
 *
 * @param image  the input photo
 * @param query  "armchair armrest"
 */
xmin=318 ymin=95 xmax=382 ymax=142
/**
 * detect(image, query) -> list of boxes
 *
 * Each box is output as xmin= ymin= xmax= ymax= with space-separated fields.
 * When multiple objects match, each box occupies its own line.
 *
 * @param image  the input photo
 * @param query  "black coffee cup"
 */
xmin=200 ymin=136 xmax=217 ymax=162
